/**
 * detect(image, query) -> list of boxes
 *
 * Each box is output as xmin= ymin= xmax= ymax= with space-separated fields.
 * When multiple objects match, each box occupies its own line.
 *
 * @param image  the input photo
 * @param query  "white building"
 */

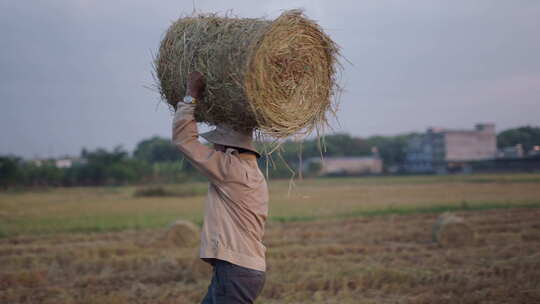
xmin=304 ymin=156 xmax=383 ymax=176
xmin=55 ymin=158 xmax=75 ymax=168
xmin=29 ymin=157 xmax=84 ymax=168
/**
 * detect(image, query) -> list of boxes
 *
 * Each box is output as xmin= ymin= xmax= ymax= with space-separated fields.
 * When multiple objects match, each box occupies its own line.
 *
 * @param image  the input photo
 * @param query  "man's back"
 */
xmin=173 ymin=71 xmax=268 ymax=303
xmin=199 ymin=150 xmax=268 ymax=272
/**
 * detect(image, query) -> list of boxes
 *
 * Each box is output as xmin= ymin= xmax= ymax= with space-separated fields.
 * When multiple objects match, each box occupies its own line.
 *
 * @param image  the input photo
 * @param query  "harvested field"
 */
xmin=1 ymin=208 xmax=539 ymax=303
xmin=1 ymin=174 xmax=540 ymax=303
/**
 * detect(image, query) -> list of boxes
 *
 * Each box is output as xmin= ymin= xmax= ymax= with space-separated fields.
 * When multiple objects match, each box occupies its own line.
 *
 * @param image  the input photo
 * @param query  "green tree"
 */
xmin=134 ymin=136 xmax=198 ymax=176
xmin=366 ymin=133 xmax=417 ymax=168
xmin=497 ymin=126 xmax=540 ymax=152
xmin=75 ymin=146 xmax=149 ymax=186
xmin=256 ymin=134 xmax=374 ymax=179
xmin=134 ymin=136 xmax=182 ymax=163
xmin=256 ymin=132 xmax=418 ymax=177
xmin=0 ymin=156 xmax=22 ymax=188
xmin=23 ymin=161 xmax=64 ymax=187
xmin=320 ymin=133 xmax=372 ymax=157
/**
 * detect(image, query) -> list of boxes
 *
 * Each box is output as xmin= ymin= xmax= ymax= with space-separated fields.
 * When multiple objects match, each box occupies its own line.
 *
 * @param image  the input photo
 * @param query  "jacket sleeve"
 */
xmin=171 ymin=104 xmax=239 ymax=184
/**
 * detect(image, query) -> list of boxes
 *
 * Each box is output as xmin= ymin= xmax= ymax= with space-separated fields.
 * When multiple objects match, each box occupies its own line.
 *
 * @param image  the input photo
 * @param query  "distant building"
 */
xmin=29 ymin=157 xmax=84 ymax=168
xmin=529 ymin=146 xmax=540 ymax=157
xmin=498 ymin=144 xmax=525 ymax=159
xmin=29 ymin=159 xmax=47 ymax=167
xmin=55 ymin=158 xmax=74 ymax=168
xmin=404 ymin=123 xmax=497 ymax=173
xmin=304 ymin=156 xmax=383 ymax=176
xmin=55 ymin=157 xmax=86 ymax=168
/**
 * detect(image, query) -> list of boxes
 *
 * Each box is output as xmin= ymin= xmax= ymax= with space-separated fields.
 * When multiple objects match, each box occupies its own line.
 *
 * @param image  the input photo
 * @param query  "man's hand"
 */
xmin=187 ymin=71 xmax=205 ymax=100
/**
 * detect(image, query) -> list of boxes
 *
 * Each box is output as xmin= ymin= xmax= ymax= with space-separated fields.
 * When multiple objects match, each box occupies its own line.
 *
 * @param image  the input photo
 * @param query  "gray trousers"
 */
xmin=201 ymin=259 xmax=265 ymax=304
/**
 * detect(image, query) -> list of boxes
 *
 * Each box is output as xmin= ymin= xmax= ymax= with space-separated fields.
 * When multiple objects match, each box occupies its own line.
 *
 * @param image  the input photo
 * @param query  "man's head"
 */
xmin=200 ymin=125 xmax=260 ymax=158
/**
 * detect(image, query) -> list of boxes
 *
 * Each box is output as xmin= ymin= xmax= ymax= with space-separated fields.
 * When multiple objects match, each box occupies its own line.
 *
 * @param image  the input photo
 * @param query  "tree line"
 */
xmin=1 ymin=126 xmax=539 ymax=188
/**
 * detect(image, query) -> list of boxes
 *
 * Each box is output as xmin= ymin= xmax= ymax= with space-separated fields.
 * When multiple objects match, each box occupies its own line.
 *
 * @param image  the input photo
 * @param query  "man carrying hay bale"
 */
xmin=172 ymin=71 xmax=268 ymax=303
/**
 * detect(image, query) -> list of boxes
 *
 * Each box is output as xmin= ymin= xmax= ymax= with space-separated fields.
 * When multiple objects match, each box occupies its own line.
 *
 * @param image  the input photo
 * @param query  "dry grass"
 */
xmin=1 ymin=174 xmax=540 ymax=303
xmin=155 ymin=9 xmax=339 ymax=138
xmin=0 ymin=208 xmax=539 ymax=303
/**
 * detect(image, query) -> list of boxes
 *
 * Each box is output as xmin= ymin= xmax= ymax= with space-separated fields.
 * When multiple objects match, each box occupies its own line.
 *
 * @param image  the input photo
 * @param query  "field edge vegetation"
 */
xmin=2 ymin=201 xmax=539 ymax=239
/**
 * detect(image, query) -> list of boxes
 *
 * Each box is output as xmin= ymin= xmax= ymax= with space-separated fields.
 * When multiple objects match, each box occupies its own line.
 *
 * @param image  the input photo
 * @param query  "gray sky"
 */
xmin=1 ymin=0 xmax=539 ymax=158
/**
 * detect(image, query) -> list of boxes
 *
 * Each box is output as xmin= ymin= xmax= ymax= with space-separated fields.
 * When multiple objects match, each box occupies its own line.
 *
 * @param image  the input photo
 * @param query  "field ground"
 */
xmin=1 ymin=174 xmax=540 ymax=303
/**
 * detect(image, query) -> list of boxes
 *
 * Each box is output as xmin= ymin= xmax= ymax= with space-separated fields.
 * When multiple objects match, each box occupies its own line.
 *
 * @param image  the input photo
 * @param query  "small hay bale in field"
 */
xmin=133 ymin=186 xmax=170 ymax=197
xmin=155 ymin=9 xmax=340 ymax=138
xmin=432 ymin=213 xmax=475 ymax=247
xmin=160 ymin=220 xmax=200 ymax=248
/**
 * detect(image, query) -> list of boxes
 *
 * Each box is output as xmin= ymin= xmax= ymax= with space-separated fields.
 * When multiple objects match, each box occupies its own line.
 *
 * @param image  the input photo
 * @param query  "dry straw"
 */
xmin=155 ymin=9 xmax=340 ymax=138
xmin=154 ymin=220 xmax=199 ymax=248
xmin=432 ymin=213 xmax=476 ymax=247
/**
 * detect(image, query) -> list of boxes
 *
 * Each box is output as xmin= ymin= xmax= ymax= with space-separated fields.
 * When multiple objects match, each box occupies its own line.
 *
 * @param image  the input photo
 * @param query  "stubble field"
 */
xmin=1 ymin=174 xmax=540 ymax=303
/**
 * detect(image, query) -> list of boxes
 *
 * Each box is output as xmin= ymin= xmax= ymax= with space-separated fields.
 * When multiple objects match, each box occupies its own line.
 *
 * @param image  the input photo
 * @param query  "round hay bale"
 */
xmin=432 ymin=212 xmax=475 ymax=247
xmin=162 ymin=220 xmax=200 ymax=248
xmin=155 ymin=9 xmax=340 ymax=138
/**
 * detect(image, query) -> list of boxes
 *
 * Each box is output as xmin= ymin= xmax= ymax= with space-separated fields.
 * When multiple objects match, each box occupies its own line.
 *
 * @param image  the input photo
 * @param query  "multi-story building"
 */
xmin=404 ymin=123 xmax=497 ymax=173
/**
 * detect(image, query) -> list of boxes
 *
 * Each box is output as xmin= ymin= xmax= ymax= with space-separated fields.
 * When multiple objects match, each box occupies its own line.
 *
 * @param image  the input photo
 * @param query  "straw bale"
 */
xmin=161 ymin=220 xmax=200 ymax=248
xmin=155 ymin=9 xmax=339 ymax=138
xmin=432 ymin=213 xmax=475 ymax=247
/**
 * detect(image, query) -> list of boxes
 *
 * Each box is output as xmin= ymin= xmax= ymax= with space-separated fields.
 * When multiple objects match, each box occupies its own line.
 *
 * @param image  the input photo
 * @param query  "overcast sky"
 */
xmin=1 ymin=0 xmax=539 ymax=158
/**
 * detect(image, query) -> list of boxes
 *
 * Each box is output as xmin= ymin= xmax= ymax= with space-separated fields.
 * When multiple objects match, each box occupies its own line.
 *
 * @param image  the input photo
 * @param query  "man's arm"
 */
xmin=172 ymin=72 xmax=239 ymax=183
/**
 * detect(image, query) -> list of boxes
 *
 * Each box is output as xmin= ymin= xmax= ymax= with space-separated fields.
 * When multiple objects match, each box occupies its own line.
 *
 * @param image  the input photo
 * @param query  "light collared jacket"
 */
xmin=172 ymin=104 xmax=269 ymax=271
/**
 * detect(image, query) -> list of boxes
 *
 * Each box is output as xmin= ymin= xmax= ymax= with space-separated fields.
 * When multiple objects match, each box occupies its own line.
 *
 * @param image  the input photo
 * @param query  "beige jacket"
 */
xmin=172 ymin=104 xmax=269 ymax=271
